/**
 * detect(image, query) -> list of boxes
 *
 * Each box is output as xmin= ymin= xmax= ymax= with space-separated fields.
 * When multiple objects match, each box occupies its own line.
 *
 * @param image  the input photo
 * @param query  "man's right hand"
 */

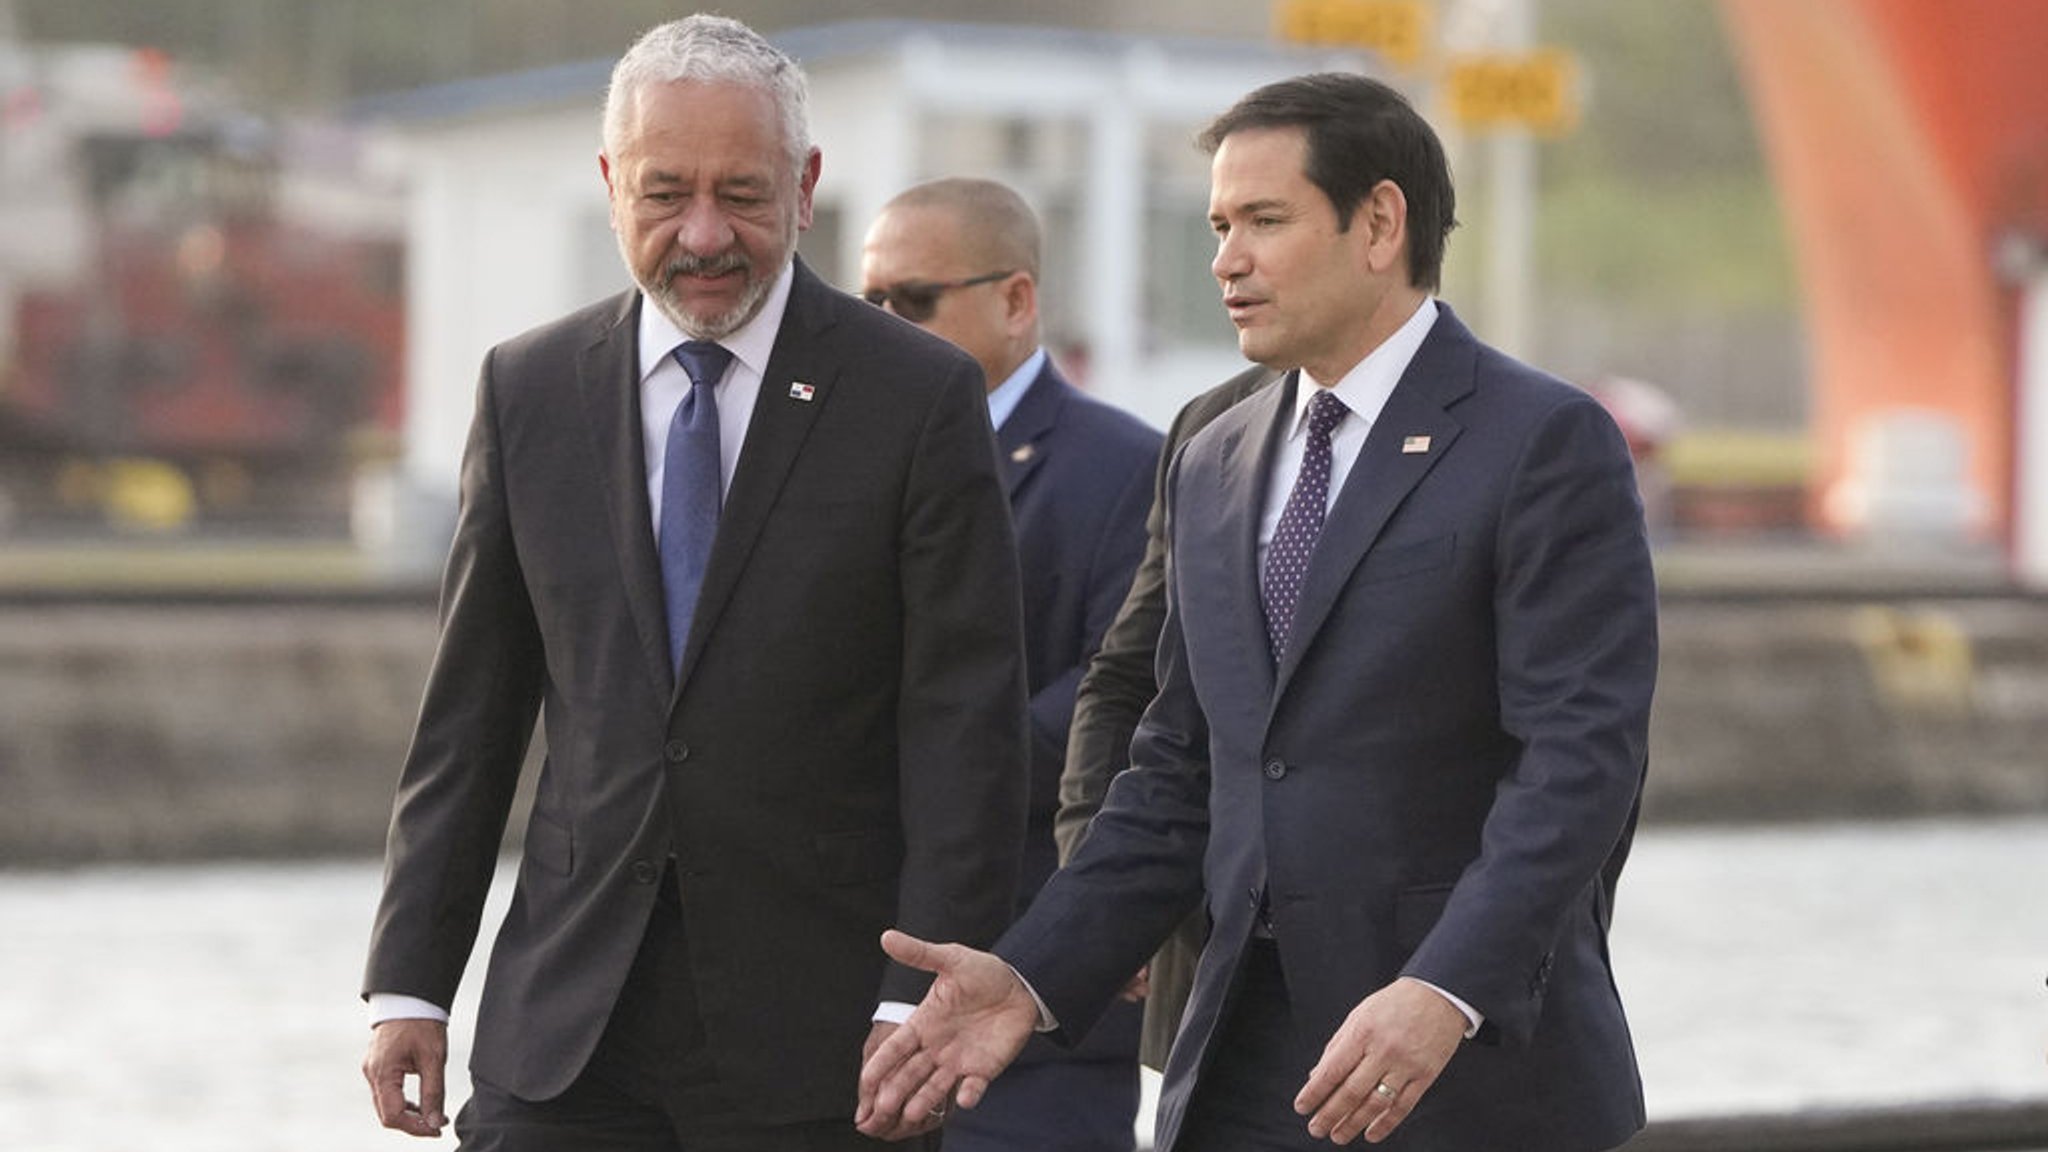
xmin=363 ymin=1017 xmax=450 ymax=1137
xmin=853 ymin=930 xmax=1040 ymax=1138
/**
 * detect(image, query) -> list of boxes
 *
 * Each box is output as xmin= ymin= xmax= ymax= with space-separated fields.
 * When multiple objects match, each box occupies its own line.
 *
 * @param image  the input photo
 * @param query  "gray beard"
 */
xmin=646 ymin=269 xmax=769 ymax=341
xmin=622 ymin=228 xmax=792 ymax=341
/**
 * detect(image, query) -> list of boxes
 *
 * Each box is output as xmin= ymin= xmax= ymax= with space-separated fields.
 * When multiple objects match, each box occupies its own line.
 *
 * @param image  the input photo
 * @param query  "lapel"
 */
xmin=1204 ymin=372 xmax=1296 ymax=706
xmin=995 ymin=361 xmax=1063 ymax=499
xmin=1270 ymin=306 xmax=1476 ymax=700
xmin=670 ymin=259 xmax=838 ymax=705
xmin=574 ymin=291 xmax=678 ymax=702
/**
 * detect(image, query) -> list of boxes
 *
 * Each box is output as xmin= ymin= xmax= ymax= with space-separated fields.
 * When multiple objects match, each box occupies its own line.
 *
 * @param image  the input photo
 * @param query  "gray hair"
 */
xmin=603 ymin=15 xmax=811 ymax=175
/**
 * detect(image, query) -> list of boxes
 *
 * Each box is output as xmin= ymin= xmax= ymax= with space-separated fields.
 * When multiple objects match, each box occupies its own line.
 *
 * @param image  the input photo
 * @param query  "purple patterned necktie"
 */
xmin=660 ymin=340 xmax=733 ymax=671
xmin=1261 ymin=387 xmax=1348 ymax=659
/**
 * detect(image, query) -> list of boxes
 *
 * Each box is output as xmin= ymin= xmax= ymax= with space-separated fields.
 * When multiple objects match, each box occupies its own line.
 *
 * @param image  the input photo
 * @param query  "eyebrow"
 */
xmin=637 ymin=169 xmax=773 ymax=193
xmin=1212 ymin=197 xmax=1292 ymax=221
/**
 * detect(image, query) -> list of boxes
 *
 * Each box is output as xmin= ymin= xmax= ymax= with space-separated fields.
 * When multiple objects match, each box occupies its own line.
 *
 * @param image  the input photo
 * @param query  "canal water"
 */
xmin=2 ymin=816 xmax=2042 ymax=1151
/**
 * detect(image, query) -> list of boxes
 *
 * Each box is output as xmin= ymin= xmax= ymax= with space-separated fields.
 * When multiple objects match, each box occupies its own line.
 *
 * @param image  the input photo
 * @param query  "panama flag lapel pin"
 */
xmin=788 ymin=382 xmax=816 ymax=402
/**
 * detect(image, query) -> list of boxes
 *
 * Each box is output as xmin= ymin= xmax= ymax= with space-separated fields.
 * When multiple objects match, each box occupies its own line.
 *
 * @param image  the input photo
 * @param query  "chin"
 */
xmin=659 ymin=292 xmax=751 ymax=341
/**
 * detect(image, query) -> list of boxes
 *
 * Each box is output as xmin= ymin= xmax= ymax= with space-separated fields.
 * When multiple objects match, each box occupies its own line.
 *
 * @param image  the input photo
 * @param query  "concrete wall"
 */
xmin=3 ymin=595 xmax=2045 ymax=864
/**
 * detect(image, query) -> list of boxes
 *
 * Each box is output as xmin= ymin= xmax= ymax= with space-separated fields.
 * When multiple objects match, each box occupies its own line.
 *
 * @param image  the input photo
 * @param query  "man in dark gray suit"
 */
xmin=858 ymin=72 xmax=1656 ymax=1152
xmin=862 ymin=177 xmax=1158 ymax=1152
xmin=361 ymin=16 xmax=1027 ymax=1150
xmin=1053 ymin=362 xmax=1270 ymax=1075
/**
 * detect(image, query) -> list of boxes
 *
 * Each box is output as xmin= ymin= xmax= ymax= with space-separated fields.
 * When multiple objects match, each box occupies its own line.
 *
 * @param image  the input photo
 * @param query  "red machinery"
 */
xmin=0 ymin=45 xmax=404 ymax=534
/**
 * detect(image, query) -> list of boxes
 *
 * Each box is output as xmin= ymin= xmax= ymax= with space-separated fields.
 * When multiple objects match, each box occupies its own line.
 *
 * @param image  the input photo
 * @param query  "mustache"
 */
xmin=661 ymin=252 xmax=750 ymax=284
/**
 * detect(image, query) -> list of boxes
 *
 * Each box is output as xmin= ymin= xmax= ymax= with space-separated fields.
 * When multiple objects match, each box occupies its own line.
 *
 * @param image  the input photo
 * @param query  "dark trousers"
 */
xmin=1175 ymin=940 xmax=1324 ymax=1152
xmin=456 ymin=876 xmax=928 ymax=1152
xmin=936 ymin=1038 xmax=1140 ymax=1152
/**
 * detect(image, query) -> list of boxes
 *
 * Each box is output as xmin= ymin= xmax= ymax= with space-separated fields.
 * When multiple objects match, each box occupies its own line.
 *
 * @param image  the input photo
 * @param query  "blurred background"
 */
xmin=0 ymin=2 xmax=2044 ymax=1150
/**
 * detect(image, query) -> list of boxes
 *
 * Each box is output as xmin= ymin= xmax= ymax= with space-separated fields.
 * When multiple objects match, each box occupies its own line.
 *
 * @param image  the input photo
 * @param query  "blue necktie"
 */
xmin=661 ymin=340 xmax=733 ymax=671
xmin=1261 ymin=387 xmax=1348 ymax=660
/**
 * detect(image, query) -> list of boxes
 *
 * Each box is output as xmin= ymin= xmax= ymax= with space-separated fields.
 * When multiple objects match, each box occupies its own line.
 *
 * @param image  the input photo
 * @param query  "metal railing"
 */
xmin=1628 ymin=1099 xmax=2048 ymax=1152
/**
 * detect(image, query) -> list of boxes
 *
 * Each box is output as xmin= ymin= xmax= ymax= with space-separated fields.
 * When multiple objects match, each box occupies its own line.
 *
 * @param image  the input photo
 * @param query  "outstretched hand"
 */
xmin=853 ymin=929 xmax=1041 ymax=1139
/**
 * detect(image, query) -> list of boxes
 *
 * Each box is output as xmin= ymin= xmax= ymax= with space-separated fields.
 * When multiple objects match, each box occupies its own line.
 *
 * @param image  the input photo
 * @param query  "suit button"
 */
xmin=1262 ymin=759 xmax=1286 ymax=780
xmin=664 ymin=740 xmax=690 ymax=763
xmin=630 ymin=859 xmax=659 ymax=885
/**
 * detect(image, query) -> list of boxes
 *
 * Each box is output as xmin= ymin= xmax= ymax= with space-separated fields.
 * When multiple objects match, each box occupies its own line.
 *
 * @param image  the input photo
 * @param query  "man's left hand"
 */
xmin=1294 ymin=977 xmax=1466 ymax=1144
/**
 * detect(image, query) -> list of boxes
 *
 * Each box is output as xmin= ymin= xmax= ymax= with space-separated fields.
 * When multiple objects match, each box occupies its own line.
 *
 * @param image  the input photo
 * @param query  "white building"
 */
xmin=351 ymin=19 xmax=1368 ymax=565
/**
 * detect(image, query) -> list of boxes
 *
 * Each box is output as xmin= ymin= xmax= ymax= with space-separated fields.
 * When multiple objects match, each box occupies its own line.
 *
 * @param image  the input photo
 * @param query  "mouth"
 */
xmin=664 ymin=255 xmax=749 ymax=292
xmin=1223 ymin=292 xmax=1264 ymax=325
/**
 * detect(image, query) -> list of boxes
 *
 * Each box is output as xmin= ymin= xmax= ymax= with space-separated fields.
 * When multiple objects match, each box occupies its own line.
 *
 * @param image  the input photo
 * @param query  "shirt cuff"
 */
xmin=872 ymin=1000 xmax=914 ymax=1026
xmin=1004 ymin=962 xmax=1059 ymax=1033
xmin=1409 ymin=978 xmax=1483 ymax=1039
xmin=368 ymin=993 xmax=451 ymax=1027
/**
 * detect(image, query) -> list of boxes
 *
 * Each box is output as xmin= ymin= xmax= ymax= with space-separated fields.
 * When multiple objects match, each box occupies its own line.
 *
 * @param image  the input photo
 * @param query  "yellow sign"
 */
xmin=1274 ymin=0 xmax=1431 ymax=69
xmin=1443 ymin=49 xmax=1581 ymax=135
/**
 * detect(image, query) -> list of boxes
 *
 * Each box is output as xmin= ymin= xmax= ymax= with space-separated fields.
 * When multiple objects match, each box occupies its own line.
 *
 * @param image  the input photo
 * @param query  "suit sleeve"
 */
xmin=1402 ymin=392 xmax=1657 ymax=1046
xmin=1000 ymin=446 xmax=1213 ymax=1042
xmin=363 ymin=351 xmax=544 ymax=1009
xmin=883 ymin=362 xmax=1031 ymax=1001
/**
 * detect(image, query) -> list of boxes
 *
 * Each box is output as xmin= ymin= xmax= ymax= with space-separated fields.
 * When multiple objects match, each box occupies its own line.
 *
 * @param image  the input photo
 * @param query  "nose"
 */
xmin=1211 ymin=228 xmax=1248 ymax=283
xmin=675 ymin=198 xmax=736 ymax=257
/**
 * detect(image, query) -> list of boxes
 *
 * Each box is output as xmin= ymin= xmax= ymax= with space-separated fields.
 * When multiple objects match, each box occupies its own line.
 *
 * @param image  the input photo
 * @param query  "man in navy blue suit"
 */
xmin=858 ymin=74 xmax=1656 ymax=1152
xmin=862 ymin=177 xmax=1160 ymax=1152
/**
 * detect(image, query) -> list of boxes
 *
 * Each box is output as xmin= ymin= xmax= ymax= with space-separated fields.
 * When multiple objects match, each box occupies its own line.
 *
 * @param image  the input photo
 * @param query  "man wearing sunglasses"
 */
xmin=862 ymin=178 xmax=1160 ymax=1152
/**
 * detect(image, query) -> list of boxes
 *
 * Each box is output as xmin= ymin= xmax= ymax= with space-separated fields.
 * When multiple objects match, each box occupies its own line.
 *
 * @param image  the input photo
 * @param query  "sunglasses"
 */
xmin=861 ymin=270 xmax=1014 ymax=323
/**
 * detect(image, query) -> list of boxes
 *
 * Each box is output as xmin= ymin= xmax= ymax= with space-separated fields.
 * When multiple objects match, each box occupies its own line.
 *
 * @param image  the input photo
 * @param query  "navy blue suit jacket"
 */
xmin=998 ymin=306 xmax=1656 ymax=1151
xmin=996 ymin=359 xmax=1161 ymax=898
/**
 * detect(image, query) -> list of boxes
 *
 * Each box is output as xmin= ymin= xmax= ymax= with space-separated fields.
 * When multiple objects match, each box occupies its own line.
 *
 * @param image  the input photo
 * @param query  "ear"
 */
xmin=796 ymin=147 xmax=822 ymax=231
xmin=599 ymin=150 xmax=620 ymax=232
xmin=1002 ymin=272 xmax=1038 ymax=338
xmin=1360 ymin=179 xmax=1409 ymax=279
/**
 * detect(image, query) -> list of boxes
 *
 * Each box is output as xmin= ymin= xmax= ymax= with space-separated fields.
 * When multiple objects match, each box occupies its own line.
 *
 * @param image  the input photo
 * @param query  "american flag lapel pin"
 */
xmin=788 ymin=382 xmax=816 ymax=402
xmin=1401 ymin=435 xmax=1432 ymax=454
xmin=1010 ymin=444 xmax=1036 ymax=464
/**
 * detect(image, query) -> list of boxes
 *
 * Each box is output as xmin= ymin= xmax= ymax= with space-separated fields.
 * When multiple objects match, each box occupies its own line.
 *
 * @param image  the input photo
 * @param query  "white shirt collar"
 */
xmin=635 ymin=260 xmax=797 ymax=382
xmin=1287 ymin=296 xmax=1439 ymax=433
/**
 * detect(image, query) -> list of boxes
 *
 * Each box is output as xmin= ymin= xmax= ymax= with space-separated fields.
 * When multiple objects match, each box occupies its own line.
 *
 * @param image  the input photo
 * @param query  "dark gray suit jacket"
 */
xmin=1054 ymin=363 xmax=1273 ymax=1069
xmin=364 ymin=260 xmax=1029 ymax=1123
xmin=1004 ymin=306 xmax=1656 ymax=1151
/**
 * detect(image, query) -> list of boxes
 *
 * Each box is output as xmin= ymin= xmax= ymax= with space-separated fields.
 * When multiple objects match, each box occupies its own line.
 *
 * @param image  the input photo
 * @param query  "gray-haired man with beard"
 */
xmin=360 ymin=14 xmax=1028 ymax=1150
